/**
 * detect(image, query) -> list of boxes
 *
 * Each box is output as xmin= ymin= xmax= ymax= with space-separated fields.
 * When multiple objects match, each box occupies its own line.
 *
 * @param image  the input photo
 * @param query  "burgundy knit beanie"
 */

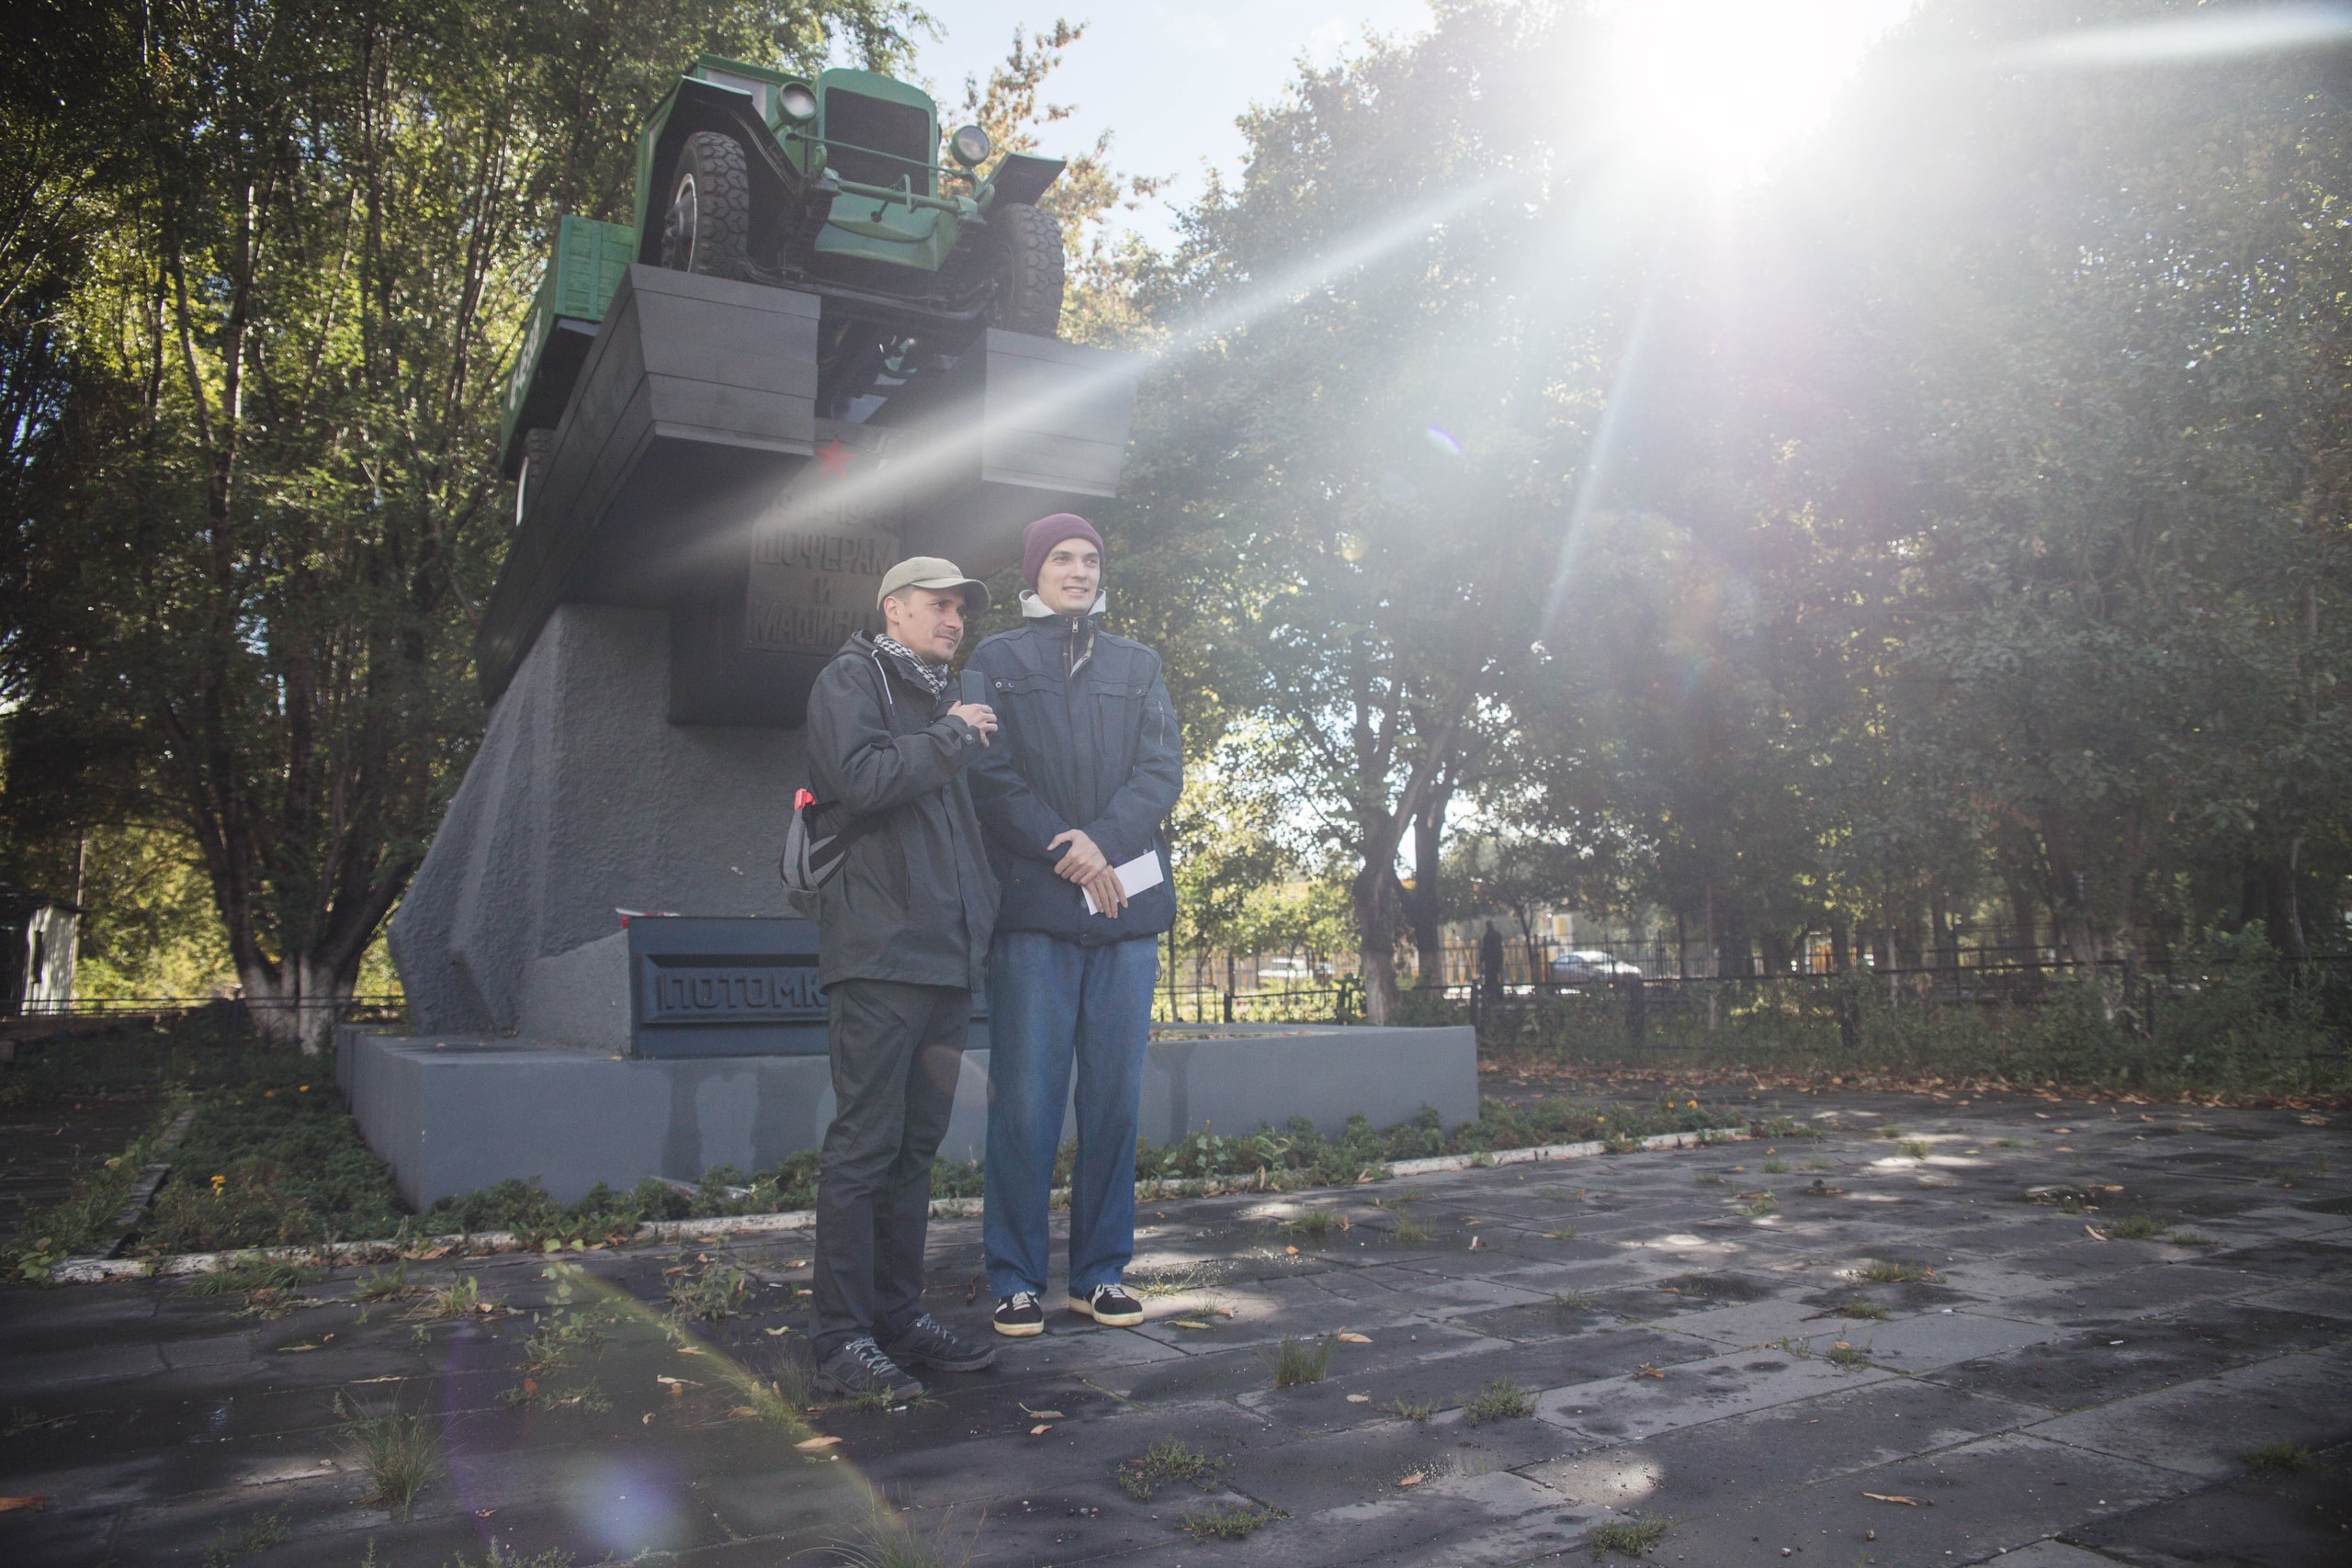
xmin=1022 ymin=513 xmax=1104 ymax=588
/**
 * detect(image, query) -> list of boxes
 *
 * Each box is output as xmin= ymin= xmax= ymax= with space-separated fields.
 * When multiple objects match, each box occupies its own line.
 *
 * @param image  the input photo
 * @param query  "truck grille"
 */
xmin=823 ymin=91 xmax=933 ymax=195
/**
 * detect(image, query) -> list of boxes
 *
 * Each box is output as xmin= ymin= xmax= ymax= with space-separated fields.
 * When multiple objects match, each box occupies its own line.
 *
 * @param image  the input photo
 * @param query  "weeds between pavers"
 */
xmin=1761 ymin=1156 xmax=1790 ymax=1174
xmin=351 ymin=1261 xmax=413 ymax=1303
xmin=1900 ymin=1139 xmax=1931 ymax=1159
xmin=831 ymin=1501 xmax=981 ymax=1568
xmin=1181 ymin=1504 xmax=1283 ymax=1539
xmin=403 ymin=1274 xmax=494 ymax=1320
xmin=335 ymin=1395 xmax=439 ymax=1515
xmin=1825 ymin=1342 xmax=1872 ymax=1370
xmin=1589 ymin=1516 xmax=1669 ymax=1558
xmin=1463 ymin=1378 xmax=1534 ymax=1425
xmin=436 ymin=1548 xmax=577 ymax=1568
xmin=664 ymin=1250 xmax=752 ymax=1319
xmin=1271 ymin=1336 xmax=1336 ymax=1387
xmin=200 ymin=1507 xmax=290 ymax=1568
xmin=1854 ymin=1258 xmax=1934 ymax=1284
xmin=2245 ymin=1441 xmax=2313 ymax=1472
xmin=187 ymin=1258 xmax=320 ymax=1311
xmin=2107 ymin=1213 xmax=2168 ymax=1240
xmin=1116 ymin=1438 xmax=1225 ymax=1500
xmin=1555 ymin=1289 xmax=1596 ymax=1311
xmin=1544 ymin=1224 xmax=1581 ymax=1240
xmin=1739 ymin=1192 xmax=1779 ymax=1216
xmin=1390 ymin=1396 xmax=1437 ymax=1420
xmin=1827 ymin=1299 xmax=1892 ymax=1321
xmin=1277 ymin=1208 xmax=1350 ymax=1241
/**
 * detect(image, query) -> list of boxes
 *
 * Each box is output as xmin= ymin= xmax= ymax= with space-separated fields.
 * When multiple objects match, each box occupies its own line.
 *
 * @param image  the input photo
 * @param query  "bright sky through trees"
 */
xmin=1596 ymin=0 xmax=1917 ymax=179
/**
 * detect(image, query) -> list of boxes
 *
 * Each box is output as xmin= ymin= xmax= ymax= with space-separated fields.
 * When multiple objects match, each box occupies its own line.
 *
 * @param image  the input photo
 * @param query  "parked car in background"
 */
xmin=1548 ymin=950 xmax=1644 ymax=984
xmin=1255 ymin=956 xmax=1329 ymax=985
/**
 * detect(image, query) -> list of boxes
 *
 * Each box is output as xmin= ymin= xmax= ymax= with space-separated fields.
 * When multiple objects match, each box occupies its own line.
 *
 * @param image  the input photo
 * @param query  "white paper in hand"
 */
xmin=1083 ymin=850 xmax=1164 ymax=916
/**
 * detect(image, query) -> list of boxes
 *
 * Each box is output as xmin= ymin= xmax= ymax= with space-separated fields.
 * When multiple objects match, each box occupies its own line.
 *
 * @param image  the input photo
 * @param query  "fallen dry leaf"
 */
xmin=1863 ymin=1492 xmax=1932 ymax=1506
xmin=1172 ymin=1319 xmax=1212 ymax=1331
xmin=1214 ymin=1305 xmax=1237 ymax=1317
xmin=2085 ymin=1225 xmax=2109 ymax=1241
xmin=523 ymin=1377 xmax=539 ymax=1396
xmin=727 ymin=1406 xmax=758 ymax=1418
xmin=0 ymin=1496 xmax=48 ymax=1514
xmin=473 ymin=1508 xmax=495 ymax=1519
xmin=795 ymin=1436 xmax=842 ymax=1451
xmin=2301 ymin=1114 xmax=2327 ymax=1126
xmin=641 ymin=1413 xmax=653 ymax=1425
xmin=1468 ymin=1235 xmax=1482 ymax=1250
xmin=763 ymin=1325 xmax=791 ymax=1337
xmin=1284 ymin=1245 xmax=1299 ymax=1256
xmin=1336 ymin=1331 xmax=1372 ymax=1345
xmin=1030 ymin=1423 xmax=1054 ymax=1436
xmin=1019 ymin=1404 xmax=1064 ymax=1419
xmin=1634 ymin=1364 xmax=1666 ymax=1379
xmin=1346 ymin=1393 xmax=1371 ymax=1404
xmin=1397 ymin=1472 xmax=1425 ymax=1487
xmin=675 ymin=1346 xmax=706 ymax=1356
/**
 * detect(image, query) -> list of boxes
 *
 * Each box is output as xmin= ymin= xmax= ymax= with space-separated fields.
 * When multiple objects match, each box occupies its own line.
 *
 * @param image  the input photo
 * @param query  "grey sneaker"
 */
xmin=885 ymin=1312 xmax=996 ymax=1373
xmin=813 ymin=1336 xmax=922 ymax=1402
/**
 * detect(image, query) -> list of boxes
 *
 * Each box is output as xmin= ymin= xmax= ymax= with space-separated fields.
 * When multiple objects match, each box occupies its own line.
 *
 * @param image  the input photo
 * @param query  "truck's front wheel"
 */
xmin=982 ymin=202 xmax=1065 ymax=337
xmin=658 ymin=132 xmax=751 ymax=279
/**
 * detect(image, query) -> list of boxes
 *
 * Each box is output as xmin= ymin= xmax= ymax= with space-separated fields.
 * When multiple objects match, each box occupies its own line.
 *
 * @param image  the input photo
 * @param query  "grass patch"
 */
xmin=1994 ymin=1137 xmax=2019 ymax=1147
xmin=1775 ymin=1336 xmax=1814 ymax=1360
xmin=352 ymin=1262 xmax=413 ymax=1303
xmin=830 ymin=1502 xmax=979 ymax=1568
xmin=1115 ymin=1438 xmax=1224 ymax=1500
xmin=1179 ymin=1504 xmax=1283 ymax=1539
xmin=1589 ymin=1516 xmax=1669 ymax=1557
xmin=1389 ymin=1396 xmax=1437 ymax=1420
xmin=1761 ymin=1156 xmax=1790 ymax=1174
xmin=2245 ymin=1440 xmax=2312 ymax=1472
xmin=5 ymin=1103 xmax=180 ymax=1280
xmin=1877 ymin=1126 xmax=1904 ymax=1140
xmin=1692 ymin=1172 xmax=1727 ymax=1187
xmin=1544 ymin=1224 xmax=1581 ymax=1241
xmin=1827 ymin=1299 xmax=1891 ymax=1321
xmin=1854 ymin=1258 xmax=1933 ymax=1284
xmin=1388 ymin=1213 xmax=1433 ymax=1244
xmin=1270 ymin=1336 xmax=1335 ymax=1388
xmin=336 ymin=1396 xmax=439 ymax=1515
xmin=1278 ymin=1208 xmax=1348 ymax=1241
xmin=1825 ymin=1341 xmax=1872 ymax=1370
xmin=1554 ymin=1289 xmax=1596 ymax=1311
xmin=200 ymin=1507 xmax=290 ymax=1568
xmin=1900 ymin=1139 xmax=1931 ymax=1159
xmin=404 ymin=1274 xmax=492 ymax=1320
xmin=664 ymin=1251 xmax=752 ymax=1319
xmin=187 ymin=1258 xmax=319 ymax=1299
xmin=2106 ymin=1213 xmax=2167 ymax=1241
xmin=1464 ymin=1377 xmax=1534 ymax=1425
xmin=1738 ymin=1192 xmax=1779 ymax=1217
xmin=1803 ymin=1157 xmax=1837 ymax=1170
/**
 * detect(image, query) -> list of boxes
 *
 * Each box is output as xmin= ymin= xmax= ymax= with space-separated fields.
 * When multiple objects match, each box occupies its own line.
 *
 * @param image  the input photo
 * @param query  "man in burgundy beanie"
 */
xmin=963 ymin=513 xmax=1182 ymax=1336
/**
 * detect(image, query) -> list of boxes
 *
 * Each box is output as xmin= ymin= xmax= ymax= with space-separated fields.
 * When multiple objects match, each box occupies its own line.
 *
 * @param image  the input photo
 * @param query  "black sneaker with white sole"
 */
xmin=993 ymin=1291 xmax=1046 ymax=1337
xmin=812 ymin=1337 xmax=923 ymax=1402
xmin=885 ymin=1313 xmax=996 ymax=1372
xmin=1069 ymin=1282 xmax=1145 ymax=1326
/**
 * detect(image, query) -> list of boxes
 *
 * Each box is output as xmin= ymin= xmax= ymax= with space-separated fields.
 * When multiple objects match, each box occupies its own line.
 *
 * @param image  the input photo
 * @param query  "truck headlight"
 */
xmin=778 ymin=82 xmax=818 ymax=122
xmin=949 ymin=124 xmax=990 ymax=167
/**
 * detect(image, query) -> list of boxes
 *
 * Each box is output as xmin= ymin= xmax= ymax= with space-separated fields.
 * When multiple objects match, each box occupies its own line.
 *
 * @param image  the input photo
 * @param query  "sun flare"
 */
xmin=1597 ymin=0 xmax=1915 ymax=180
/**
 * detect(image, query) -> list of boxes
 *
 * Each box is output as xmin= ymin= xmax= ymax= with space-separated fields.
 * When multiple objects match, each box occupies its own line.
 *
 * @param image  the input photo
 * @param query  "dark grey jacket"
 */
xmin=965 ymin=612 xmax=1183 ymax=944
xmin=805 ymin=633 xmax=1000 ymax=990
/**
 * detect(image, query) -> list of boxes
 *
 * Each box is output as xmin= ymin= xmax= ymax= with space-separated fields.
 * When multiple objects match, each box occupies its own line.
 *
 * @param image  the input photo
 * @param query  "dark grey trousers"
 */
xmin=810 ymin=978 xmax=969 ymax=1358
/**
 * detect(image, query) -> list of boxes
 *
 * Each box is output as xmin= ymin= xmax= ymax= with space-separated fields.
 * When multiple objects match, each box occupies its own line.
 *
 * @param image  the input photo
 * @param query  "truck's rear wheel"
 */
xmin=982 ymin=202 xmax=1065 ymax=336
xmin=658 ymin=132 xmax=751 ymax=279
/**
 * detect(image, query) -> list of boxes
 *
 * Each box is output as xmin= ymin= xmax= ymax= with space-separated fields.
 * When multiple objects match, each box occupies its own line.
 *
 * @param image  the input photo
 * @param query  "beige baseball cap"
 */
xmin=876 ymin=556 xmax=990 ymax=614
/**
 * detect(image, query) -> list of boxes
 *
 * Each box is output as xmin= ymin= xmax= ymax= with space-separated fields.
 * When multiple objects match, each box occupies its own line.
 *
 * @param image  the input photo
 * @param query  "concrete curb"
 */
xmin=47 ymin=1124 xmax=1746 ymax=1284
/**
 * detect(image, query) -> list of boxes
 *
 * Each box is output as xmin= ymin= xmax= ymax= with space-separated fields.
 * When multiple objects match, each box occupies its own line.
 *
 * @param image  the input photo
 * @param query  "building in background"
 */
xmin=0 ymin=885 xmax=79 ymax=1013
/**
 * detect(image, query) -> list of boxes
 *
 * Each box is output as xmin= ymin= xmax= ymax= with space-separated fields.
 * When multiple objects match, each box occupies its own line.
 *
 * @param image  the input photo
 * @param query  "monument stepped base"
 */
xmin=337 ymin=1021 xmax=1476 ymax=1208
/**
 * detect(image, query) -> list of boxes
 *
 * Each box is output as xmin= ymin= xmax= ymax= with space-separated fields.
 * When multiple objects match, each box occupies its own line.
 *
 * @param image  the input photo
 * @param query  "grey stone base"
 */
xmin=337 ymin=1021 xmax=1476 ymax=1208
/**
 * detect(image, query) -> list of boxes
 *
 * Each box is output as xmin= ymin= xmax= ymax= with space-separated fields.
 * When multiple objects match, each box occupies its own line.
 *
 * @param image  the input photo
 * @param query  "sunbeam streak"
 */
xmin=1996 ymin=2 xmax=2352 ymax=68
xmin=674 ymin=174 xmax=1520 ymax=579
xmin=1540 ymin=269 xmax=1664 ymax=645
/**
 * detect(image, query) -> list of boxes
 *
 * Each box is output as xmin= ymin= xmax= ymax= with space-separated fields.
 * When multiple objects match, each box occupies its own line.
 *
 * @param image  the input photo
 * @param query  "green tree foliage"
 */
xmin=0 ymin=0 xmax=919 ymax=1043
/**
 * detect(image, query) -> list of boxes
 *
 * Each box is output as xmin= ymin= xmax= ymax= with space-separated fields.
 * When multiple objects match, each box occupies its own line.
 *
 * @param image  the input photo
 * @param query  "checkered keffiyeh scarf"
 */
xmin=873 ymin=634 xmax=952 ymax=698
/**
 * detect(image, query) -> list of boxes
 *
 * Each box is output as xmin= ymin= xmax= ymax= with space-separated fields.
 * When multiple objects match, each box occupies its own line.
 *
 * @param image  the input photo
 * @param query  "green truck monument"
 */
xmin=498 ymin=54 xmax=1069 ymax=476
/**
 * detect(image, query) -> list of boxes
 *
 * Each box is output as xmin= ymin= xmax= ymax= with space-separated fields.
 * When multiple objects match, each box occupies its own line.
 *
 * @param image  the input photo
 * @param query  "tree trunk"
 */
xmin=1352 ymin=864 xmax=1404 ymax=1023
xmin=1408 ymin=785 xmax=1452 ymax=988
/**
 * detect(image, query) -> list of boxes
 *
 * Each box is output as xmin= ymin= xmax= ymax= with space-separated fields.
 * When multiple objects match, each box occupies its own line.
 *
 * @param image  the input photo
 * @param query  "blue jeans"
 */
xmin=984 ymin=931 xmax=1159 ymax=1300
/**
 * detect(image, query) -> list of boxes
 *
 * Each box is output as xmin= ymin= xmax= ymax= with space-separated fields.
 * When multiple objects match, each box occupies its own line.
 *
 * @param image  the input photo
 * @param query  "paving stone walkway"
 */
xmin=2 ymin=1090 xmax=2346 ymax=1567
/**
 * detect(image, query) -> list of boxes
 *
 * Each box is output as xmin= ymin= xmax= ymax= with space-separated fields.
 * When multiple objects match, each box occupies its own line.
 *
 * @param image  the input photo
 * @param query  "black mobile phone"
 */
xmin=960 ymin=669 xmax=989 ymax=706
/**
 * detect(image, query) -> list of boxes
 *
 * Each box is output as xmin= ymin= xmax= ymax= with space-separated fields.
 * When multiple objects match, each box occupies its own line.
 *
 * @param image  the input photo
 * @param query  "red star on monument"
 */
xmin=816 ymin=437 xmax=853 ymax=477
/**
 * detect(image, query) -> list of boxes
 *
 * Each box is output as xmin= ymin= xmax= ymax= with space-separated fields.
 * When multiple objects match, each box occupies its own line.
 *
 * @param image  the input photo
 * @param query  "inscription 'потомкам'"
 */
xmin=641 ymin=964 xmax=827 ymax=1024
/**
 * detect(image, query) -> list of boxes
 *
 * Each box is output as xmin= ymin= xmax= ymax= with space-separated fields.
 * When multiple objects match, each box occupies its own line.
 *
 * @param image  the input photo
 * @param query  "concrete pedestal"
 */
xmin=338 ymin=1021 xmax=1476 ymax=1208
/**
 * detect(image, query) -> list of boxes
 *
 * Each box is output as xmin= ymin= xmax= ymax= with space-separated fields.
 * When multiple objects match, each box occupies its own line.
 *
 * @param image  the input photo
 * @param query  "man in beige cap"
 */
xmin=802 ymin=557 xmax=1001 ymax=1401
